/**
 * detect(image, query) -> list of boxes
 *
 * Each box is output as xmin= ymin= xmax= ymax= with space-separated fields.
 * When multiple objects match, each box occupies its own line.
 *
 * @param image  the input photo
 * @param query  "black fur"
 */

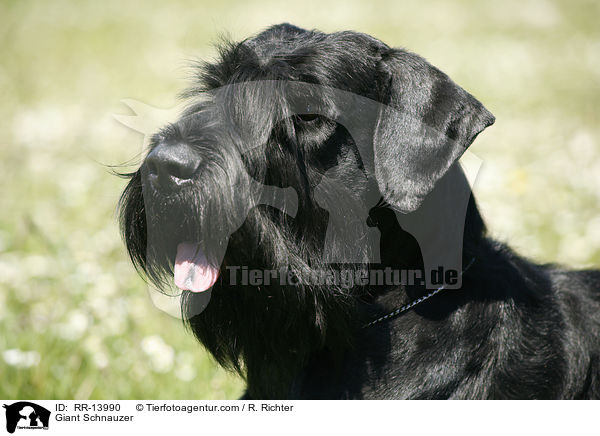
xmin=119 ymin=24 xmax=600 ymax=399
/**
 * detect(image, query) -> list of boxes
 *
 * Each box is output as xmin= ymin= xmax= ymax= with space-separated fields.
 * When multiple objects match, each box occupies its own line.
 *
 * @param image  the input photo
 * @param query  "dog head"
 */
xmin=119 ymin=22 xmax=493 ymax=302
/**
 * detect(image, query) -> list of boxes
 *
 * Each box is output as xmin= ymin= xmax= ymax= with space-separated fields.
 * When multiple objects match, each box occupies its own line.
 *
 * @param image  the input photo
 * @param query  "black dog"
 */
xmin=119 ymin=23 xmax=600 ymax=399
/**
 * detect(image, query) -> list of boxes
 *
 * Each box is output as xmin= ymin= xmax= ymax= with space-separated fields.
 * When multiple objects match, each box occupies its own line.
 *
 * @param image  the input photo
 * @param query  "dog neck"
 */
xmin=184 ymin=171 xmax=488 ymax=399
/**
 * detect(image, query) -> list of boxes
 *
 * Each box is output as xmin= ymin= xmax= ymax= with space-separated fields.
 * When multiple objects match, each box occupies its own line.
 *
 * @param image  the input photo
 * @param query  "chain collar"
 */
xmin=363 ymin=257 xmax=476 ymax=328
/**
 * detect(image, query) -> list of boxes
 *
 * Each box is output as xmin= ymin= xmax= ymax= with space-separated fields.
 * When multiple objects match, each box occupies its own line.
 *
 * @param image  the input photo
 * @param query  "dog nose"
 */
xmin=145 ymin=142 xmax=200 ymax=190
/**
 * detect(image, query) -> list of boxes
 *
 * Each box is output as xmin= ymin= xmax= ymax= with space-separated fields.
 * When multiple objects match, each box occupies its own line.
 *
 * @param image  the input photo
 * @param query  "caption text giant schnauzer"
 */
xmin=119 ymin=23 xmax=600 ymax=399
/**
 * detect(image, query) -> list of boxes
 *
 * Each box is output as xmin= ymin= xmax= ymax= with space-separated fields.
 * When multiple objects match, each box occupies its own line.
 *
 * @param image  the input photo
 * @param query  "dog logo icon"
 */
xmin=2 ymin=402 xmax=50 ymax=434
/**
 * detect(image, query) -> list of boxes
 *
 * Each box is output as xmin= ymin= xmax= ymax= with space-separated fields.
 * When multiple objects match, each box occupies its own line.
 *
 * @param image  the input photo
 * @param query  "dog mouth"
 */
xmin=174 ymin=242 xmax=220 ymax=292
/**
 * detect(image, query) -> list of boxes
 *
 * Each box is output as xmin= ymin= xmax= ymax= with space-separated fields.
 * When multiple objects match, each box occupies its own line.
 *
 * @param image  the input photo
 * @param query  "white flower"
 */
xmin=175 ymin=364 xmax=196 ymax=382
xmin=92 ymin=352 xmax=109 ymax=369
xmin=175 ymin=352 xmax=196 ymax=382
xmin=140 ymin=335 xmax=174 ymax=373
xmin=3 ymin=349 xmax=40 ymax=368
xmin=57 ymin=310 xmax=89 ymax=340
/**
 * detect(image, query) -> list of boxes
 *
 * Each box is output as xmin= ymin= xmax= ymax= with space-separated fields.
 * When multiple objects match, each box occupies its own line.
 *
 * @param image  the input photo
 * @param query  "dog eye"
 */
xmin=294 ymin=103 xmax=320 ymax=123
xmin=296 ymin=113 xmax=319 ymax=122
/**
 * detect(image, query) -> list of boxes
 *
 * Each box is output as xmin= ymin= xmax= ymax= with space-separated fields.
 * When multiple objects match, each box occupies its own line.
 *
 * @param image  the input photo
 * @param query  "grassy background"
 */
xmin=1 ymin=0 xmax=599 ymax=399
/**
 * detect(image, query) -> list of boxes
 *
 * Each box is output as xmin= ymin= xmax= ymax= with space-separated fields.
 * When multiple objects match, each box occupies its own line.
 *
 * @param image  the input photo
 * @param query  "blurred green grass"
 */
xmin=0 ymin=0 xmax=599 ymax=399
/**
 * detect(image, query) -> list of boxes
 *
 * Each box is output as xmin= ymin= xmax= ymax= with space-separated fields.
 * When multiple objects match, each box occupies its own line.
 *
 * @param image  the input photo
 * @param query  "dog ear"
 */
xmin=373 ymin=49 xmax=495 ymax=213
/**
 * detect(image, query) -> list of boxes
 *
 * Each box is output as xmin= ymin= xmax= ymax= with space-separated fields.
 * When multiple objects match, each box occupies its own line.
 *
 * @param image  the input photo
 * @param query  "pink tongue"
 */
xmin=174 ymin=242 xmax=220 ymax=292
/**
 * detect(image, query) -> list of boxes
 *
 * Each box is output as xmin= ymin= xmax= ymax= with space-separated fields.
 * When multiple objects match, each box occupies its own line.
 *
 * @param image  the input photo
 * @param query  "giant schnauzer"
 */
xmin=119 ymin=23 xmax=600 ymax=399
